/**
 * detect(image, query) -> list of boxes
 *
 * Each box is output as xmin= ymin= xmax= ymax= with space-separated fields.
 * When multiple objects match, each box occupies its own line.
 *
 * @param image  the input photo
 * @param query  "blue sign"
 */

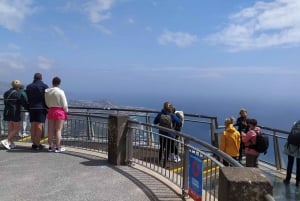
xmin=188 ymin=152 xmax=203 ymax=201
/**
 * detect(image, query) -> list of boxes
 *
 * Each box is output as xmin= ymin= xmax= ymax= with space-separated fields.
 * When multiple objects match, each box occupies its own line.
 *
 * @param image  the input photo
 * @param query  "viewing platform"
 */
xmin=0 ymin=142 xmax=183 ymax=201
xmin=0 ymin=103 xmax=297 ymax=200
xmin=1 ymin=142 xmax=298 ymax=201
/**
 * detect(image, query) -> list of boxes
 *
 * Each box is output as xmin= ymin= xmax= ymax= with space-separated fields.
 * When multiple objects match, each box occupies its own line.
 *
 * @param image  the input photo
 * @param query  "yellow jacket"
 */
xmin=220 ymin=124 xmax=241 ymax=157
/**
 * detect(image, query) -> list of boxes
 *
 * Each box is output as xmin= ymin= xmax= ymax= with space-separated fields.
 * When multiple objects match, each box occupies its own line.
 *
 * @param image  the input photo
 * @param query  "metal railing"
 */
xmin=127 ymin=119 xmax=243 ymax=200
xmin=0 ymin=102 xmax=280 ymax=200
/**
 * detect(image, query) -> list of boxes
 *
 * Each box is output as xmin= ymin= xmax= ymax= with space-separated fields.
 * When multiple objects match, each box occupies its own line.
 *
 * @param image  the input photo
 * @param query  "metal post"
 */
xmin=0 ymin=114 xmax=3 ymax=135
xmin=182 ymin=138 xmax=190 ymax=198
xmin=273 ymin=131 xmax=282 ymax=170
xmin=145 ymin=114 xmax=154 ymax=146
xmin=210 ymin=118 xmax=217 ymax=148
xmin=126 ymin=123 xmax=133 ymax=165
xmin=86 ymin=111 xmax=93 ymax=140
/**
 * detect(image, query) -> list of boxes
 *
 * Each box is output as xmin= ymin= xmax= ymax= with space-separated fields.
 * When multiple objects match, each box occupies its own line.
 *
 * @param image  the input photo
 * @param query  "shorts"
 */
xmin=29 ymin=109 xmax=47 ymax=123
xmin=47 ymin=107 xmax=67 ymax=120
xmin=3 ymin=107 xmax=21 ymax=122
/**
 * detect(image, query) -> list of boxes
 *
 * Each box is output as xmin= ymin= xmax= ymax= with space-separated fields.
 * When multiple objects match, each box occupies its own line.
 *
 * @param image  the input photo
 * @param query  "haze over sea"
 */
xmin=71 ymin=91 xmax=298 ymax=132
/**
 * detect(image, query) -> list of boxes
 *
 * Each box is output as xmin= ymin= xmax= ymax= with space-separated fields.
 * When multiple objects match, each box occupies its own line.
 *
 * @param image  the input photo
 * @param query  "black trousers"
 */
xmin=286 ymin=155 xmax=300 ymax=182
xmin=159 ymin=136 xmax=174 ymax=167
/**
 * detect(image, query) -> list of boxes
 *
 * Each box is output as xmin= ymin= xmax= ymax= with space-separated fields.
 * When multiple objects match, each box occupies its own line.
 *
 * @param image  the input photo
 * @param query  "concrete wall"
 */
xmin=218 ymin=167 xmax=273 ymax=201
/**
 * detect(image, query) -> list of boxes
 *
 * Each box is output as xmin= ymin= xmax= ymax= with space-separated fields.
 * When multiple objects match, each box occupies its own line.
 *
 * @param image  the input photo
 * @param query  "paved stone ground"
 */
xmin=0 ymin=143 xmax=183 ymax=201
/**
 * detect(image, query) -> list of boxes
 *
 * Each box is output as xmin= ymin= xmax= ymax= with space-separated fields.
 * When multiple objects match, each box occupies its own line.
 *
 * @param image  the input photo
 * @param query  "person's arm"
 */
xmin=171 ymin=113 xmax=181 ymax=125
xmin=236 ymin=132 xmax=241 ymax=150
xmin=153 ymin=113 xmax=161 ymax=124
xmin=220 ymin=133 xmax=225 ymax=152
xmin=60 ymin=90 xmax=68 ymax=112
xmin=242 ymin=130 xmax=255 ymax=144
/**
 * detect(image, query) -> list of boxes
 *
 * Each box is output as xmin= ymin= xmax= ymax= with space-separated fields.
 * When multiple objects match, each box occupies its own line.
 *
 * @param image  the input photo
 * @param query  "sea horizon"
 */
xmin=68 ymin=91 xmax=298 ymax=132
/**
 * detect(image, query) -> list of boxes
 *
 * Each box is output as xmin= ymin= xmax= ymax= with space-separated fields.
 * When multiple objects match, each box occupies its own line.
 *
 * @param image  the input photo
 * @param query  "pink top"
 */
xmin=242 ymin=127 xmax=261 ymax=156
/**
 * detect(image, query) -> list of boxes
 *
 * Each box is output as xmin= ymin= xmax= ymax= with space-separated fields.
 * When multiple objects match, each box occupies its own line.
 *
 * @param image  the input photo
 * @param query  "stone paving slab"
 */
xmin=0 ymin=143 xmax=183 ymax=201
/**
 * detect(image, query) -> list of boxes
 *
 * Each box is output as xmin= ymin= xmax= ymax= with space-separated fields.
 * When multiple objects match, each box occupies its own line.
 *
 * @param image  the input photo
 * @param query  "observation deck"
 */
xmin=0 ymin=103 xmax=298 ymax=200
xmin=0 ymin=142 xmax=183 ymax=201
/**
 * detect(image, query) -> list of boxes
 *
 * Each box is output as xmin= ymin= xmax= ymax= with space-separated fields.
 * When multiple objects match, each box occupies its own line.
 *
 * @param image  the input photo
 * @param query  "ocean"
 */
xmin=79 ymin=92 xmax=298 ymax=132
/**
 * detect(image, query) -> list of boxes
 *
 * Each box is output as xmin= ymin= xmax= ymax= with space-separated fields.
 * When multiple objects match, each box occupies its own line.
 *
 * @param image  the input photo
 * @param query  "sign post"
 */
xmin=188 ymin=152 xmax=203 ymax=201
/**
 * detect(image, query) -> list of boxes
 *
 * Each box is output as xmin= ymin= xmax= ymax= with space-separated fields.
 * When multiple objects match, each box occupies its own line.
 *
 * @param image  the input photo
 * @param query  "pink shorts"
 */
xmin=47 ymin=107 xmax=67 ymax=120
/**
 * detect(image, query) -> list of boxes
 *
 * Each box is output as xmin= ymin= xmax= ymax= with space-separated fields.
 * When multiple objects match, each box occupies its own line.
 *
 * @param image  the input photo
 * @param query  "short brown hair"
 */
xmin=247 ymin=118 xmax=257 ymax=126
xmin=52 ymin=76 xmax=61 ymax=86
xmin=34 ymin=73 xmax=42 ymax=80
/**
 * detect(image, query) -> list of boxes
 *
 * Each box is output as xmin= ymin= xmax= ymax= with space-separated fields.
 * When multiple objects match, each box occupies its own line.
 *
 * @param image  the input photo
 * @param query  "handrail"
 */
xmin=130 ymin=119 xmax=243 ymax=167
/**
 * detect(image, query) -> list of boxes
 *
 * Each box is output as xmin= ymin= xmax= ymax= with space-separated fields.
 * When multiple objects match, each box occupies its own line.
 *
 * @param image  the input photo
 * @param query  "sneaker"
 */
xmin=10 ymin=143 xmax=16 ymax=149
xmin=18 ymin=133 xmax=23 ymax=137
xmin=1 ymin=139 xmax=11 ymax=150
xmin=174 ymin=155 xmax=181 ymax=163
xmin=32 ymin=144 xmax=38 ymax=150
xmin=32 ymin=144 xmax=44 ymax=150
xmin=168 ymin=153 xmax=176 ymax=162
xmin=55 ymin=147 xmax=66 ymax=153
xmin=37 ymin=144 xmax=45 ymax=150
xmin=283 ymin=179 xmax=290 ymax=185
xmin=168 ymin=153 xmax=177 ymax=162
xmin=22 ymin=133 xmax=29 ymax=137
xmin=48 ymin=146 xmax=55 ymax=152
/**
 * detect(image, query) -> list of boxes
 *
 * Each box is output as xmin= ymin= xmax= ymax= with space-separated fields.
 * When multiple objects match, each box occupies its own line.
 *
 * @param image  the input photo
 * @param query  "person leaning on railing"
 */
xmin=153 ymin=101 xmax=181 ymax=167
xmin=235 ymin=108 xmax=249 ymax=163
xmin=241 ymin=118 xmax=260 ymax=167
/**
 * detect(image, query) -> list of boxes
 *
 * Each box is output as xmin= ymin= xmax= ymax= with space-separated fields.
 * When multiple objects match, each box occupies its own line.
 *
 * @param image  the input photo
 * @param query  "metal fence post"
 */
xmin=273 ymin=131 xmax=282 ymax=170
xmin=126 ymin=122 xmax=133 ymax=165
xmin=0 ymin=114 xmax=3 ymax=135
xmin=86 ymin=111 xmax=94 ymax=140
xmin=210 ymin=118 xmax=218 ymax=148
xmin=182 ymin=138 xmax=190 ymax=198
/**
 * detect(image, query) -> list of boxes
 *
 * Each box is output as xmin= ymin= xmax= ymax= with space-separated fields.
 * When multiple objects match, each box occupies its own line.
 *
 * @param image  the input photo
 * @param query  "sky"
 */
xmin=1 ymin=0 xmax=300 ymax=113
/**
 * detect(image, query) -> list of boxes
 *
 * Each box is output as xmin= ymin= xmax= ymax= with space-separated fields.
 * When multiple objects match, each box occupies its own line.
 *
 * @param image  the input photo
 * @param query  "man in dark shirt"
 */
xmin=26 ymin=73 xmax=49 ymax=150
xmin=235 ymin=108 xmax=249 ymax=162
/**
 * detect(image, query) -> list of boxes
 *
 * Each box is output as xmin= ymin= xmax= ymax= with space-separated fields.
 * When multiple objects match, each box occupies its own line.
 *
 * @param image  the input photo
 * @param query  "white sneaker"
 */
xmin=1 ymin=139 xmax=11 ymax=150
xmin=168 ymin=153 xmax=176 ymax=162
xmin=55 ymin=147 xmax=66 ymax=153
xmin=174 ymin=155 xmax=181 ymax=163
xmin=10 ymin=143 xmax=16 ymax=149
xmin=22 ymin=133 xmax=29 ymax=137
xmin=18 ymin=133 xmax=23 ymax=137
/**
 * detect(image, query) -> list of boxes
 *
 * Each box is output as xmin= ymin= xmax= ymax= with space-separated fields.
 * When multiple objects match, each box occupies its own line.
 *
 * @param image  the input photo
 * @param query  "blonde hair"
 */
xmin=225 ymin=117 xmax=235 ymax=126
xmin=11 ymin=80 xmax=22 ymax=89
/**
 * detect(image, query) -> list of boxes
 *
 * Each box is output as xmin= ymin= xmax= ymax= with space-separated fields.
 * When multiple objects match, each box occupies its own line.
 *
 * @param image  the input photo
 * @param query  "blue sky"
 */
xmin=1 ymin=0 xmax=300 ymax=108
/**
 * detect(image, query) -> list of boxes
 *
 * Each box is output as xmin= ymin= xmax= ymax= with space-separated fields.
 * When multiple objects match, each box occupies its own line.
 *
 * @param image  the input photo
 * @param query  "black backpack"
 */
xmin=249 ymin=132 xmax=269 ymax=154
xmin=287 ymin=121 xmax=300 ymax=146
xmin=159 ymin=114 xmax=173 ymax=129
